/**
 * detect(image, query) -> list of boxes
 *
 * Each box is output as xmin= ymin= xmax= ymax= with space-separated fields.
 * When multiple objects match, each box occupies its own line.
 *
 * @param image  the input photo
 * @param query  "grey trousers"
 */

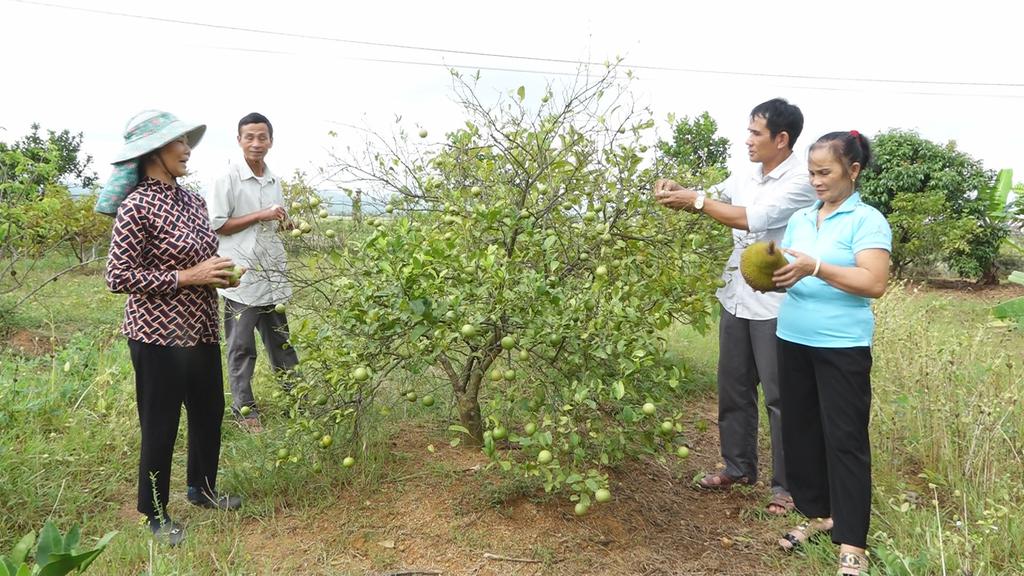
xmin=717 ymin=306 xmax=787 ymax=494
xmin=224 ymin=298 xmax=299 ymax=416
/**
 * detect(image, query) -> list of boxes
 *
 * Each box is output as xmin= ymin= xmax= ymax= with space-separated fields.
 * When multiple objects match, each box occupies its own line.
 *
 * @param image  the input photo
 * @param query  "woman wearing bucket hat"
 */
xmin=100 ymin=110 xmax=243 ymax=546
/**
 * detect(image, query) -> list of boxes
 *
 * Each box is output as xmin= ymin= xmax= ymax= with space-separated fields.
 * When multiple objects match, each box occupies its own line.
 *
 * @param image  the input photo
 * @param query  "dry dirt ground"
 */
xmin=236 ymin=399 xmax=794 ymax=576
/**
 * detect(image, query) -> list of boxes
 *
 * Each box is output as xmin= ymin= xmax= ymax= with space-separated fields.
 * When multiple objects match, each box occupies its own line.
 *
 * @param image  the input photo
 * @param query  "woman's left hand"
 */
xmin=772 ymin=248 xmax=817 ymax=289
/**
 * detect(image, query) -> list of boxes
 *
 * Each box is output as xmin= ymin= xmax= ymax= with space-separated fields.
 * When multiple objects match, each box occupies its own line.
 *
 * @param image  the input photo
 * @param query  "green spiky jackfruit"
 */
xmin=740 ymin=240 xmax=787 ymax=292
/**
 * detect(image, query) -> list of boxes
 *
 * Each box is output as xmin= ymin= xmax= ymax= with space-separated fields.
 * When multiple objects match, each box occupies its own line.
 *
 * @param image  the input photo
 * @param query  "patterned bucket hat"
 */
xmin=95 ymin=110 xmax=206 ymax=216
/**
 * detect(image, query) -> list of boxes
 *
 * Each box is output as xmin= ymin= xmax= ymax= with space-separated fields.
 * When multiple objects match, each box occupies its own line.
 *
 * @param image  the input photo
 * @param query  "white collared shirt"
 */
xmin=712 ymin=151 xmax=816 ymax=320
xmin=206 ymin=161 xmax=292 ymax=306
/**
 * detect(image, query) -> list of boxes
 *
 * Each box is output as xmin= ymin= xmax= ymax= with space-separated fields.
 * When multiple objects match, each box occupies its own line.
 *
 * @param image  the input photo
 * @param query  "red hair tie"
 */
xmin=850 ymin=130 xmax=860 ymax=138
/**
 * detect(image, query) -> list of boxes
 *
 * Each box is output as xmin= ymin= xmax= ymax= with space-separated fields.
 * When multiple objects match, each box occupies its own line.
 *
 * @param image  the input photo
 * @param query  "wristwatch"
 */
xmin=693 ymin=191 xmax=706 ymax=212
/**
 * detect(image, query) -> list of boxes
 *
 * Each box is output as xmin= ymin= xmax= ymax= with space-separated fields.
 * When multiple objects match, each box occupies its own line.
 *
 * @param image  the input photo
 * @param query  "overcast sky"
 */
xmin=2 ymin=0 xmax=1022 ymax=196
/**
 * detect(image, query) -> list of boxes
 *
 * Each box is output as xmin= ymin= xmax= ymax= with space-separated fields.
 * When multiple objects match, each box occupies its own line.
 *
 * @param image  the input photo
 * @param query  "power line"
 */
xmin=10 ymin=0 xmax=1024 ymax=90
xmin=188 ymin=45 xmax=1024 ymax=100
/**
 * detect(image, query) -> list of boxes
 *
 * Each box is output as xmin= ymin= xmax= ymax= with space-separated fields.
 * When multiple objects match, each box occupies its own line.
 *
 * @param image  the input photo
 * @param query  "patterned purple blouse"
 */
xmin=106 ymin=177 xmax=220 ymax=346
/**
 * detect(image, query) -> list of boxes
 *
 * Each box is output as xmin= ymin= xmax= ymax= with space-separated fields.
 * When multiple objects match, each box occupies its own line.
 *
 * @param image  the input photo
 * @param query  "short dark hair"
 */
xmin=238 ymin=112 xmax=273 ymax=139
xmin=810 ymin=131 xmax=873 ymax=179
xmin=750 ymin=98 xmax=803 ymax=149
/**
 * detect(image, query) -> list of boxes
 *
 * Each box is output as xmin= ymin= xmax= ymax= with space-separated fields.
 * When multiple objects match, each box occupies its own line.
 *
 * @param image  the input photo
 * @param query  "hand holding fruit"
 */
xmin=262 ymin=204 xmax=287 ymax=222
xmin=771 ymin=248 xmax=816 ymax=289
xmin=225 ymin=265 xmax=246 ymax=288
xmin=652 ymin=179 xmax=699 ymax=212
xmin=179 ymin=256 xmax=236 ymax=288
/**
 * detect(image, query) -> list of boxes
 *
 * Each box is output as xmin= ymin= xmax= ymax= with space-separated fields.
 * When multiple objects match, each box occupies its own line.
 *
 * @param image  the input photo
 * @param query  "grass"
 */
xmin=773 ymin=287 xmax=1024 ymax=576
xmin=2 ymin=255 xmax=1023 ymax=574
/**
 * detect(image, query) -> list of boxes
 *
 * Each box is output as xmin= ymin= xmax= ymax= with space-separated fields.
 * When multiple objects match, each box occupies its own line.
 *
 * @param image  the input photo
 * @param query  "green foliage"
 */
xmin=4 ymin=248 xmax=1024 ymax=573
xmin=279 ymin=69 xmax=730 ymax=504
xmin=869 ymin=289 xmax=1024 ymax=575
xmin=655 ymin=111 xmax=730 ymax=184
xmin=0 ymin=521 xmax=116 ymax=576
xmin=858 ymin=130 xmax=1008 ymax=281
xmin=1 ymin=125 xmax=107 ymax=299
xmin=60 ymin=193 xmax=110 ymax=264
xmin=2 ymin=124 xmax=96 ymax=193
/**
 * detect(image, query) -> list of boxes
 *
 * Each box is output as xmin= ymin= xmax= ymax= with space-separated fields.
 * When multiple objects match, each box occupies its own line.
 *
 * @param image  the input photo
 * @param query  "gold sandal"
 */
xmin=777 ymin=517 xmax=832 ymax=552
xmin=837 ymin=551 xmax=868 ymax=575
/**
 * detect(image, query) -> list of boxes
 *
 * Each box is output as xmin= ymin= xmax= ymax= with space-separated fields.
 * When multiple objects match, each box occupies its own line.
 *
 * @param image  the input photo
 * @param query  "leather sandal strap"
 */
xmin=837 ymin=551 xmax=868 ymax=575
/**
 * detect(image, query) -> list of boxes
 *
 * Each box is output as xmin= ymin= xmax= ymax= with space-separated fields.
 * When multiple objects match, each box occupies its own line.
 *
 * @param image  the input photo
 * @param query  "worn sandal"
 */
xmin=697 ymin=471 xmax=750 ymax=490
xmin=765 ymin=492 xmax=795 ymax=515
xmin=837 ymin=551 xmax=869 ymax=575
xmin=778 ymin=517 xmax=833 ymax=552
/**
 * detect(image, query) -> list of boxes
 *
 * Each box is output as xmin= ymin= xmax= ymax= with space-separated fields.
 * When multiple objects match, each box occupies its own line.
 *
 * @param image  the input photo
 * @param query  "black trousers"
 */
xmin=778 ymin=339 xmax=872 ymax=549
xmin=128 ymin=339 xmax=225 ymax=519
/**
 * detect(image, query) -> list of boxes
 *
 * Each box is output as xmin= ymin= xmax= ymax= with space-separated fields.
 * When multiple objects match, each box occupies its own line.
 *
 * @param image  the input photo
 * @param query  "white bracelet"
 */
xmin=812 ymin=257 xmax=822 ymax=277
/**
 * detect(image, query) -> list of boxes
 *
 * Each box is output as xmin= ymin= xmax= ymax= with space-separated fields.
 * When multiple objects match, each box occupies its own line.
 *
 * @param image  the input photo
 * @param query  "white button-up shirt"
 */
xmin=712 ymin=151 xmax=816 ymax=320
xmin=206 ymin=161 xmax=292 ymax=306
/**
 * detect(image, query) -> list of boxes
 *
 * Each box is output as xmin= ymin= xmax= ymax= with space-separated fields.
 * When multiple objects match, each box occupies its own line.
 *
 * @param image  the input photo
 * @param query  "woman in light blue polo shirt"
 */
xmin=770 ymin=131 xmax=891 ymax=576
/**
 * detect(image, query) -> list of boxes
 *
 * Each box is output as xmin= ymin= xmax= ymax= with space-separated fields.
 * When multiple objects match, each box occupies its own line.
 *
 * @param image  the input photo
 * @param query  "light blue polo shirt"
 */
xmin=777 ymin=192 xmax=892 ymax=348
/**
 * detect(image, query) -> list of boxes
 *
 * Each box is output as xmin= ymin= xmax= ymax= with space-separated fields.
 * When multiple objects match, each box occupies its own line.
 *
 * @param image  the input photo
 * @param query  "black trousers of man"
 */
xmin=778 ymin=338 xmax=873 ymax=549
xmin=128 ymin=339 xmax=224 ymax=519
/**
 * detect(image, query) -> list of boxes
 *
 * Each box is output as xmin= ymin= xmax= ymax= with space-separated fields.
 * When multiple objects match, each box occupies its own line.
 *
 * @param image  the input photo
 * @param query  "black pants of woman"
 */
xmin=778 ymin=338 xmax=873 ymax=549
xmin=128 ymin=339 xmax=224 ymax=519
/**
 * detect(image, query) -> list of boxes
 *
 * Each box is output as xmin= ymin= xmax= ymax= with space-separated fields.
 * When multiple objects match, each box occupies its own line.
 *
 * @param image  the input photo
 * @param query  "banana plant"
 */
xmin=0 ymin=522 xmax=116 ymax=576
xmin=992 ymin=270 xmax=1024 ymax=323
xmin=978 ymin=168 xmax=1013 ymax=217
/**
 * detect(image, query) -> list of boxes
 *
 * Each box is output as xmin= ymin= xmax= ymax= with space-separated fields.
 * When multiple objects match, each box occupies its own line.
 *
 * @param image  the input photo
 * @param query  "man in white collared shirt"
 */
xmin=207 ymin=112 xmax=298 ymax=433
xmin=654 ymin=99 xmax=815 ymax=515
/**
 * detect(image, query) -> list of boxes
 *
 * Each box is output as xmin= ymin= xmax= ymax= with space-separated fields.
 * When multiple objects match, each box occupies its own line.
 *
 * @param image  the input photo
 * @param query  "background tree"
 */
xmin=1 ymin=125 xmax=107 ymax=313
xmin=859 ymin=129 xmax=1007 ymax=282
xmin=655 ymin=111 xmax=730 ymax=182
xmin=2 ymin=124 xmax=96 ymax=199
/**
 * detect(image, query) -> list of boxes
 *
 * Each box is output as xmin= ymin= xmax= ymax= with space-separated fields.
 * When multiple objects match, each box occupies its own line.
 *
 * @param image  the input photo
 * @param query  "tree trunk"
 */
xmin=455 ymin=389 xmax=484 ymax=446
xmin=979 ymin=262 xmax=1000 ymax=286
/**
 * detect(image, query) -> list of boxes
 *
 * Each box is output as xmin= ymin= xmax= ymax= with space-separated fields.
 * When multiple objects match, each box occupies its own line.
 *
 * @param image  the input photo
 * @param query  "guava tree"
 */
xmin=279 ymin=68 xmax=729 ymax=506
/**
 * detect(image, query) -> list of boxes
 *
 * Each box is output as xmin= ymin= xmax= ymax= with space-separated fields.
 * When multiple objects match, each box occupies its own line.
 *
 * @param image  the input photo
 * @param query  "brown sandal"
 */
xmin=766 ymin=493 xmax=795 ymax=515
xmin=697 ymin=471 xmax=750 ymax=490
xmin=778 ymin=518 xmax=833 ymax=552
xmin=837 ymin=551 xmax=869 ymax=575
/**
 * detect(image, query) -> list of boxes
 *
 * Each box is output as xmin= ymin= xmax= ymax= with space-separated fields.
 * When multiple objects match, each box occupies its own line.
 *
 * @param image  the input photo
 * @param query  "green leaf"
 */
xmin=37 ymin=547 xmax=109 ymax=576
xmin=35 ymin=522 xmax=63 ymax=566
xmin=9 ymin=532 xmax=34 ymax=566
xmin=410 ymin=324 xmax=430 ymax=341
xmin=516 ymin=86 xmax=526 ymax=101
xmin=992 ymin=296 xmax=1024 ymax=321
xmin=0 ymin=558 xmax=16 ymax=576
xmin=979 ymin=168 xmax=1013 ymax=215
xmin=61 ymin=526 xmax=80 ymax=554
xmin=612 ymin=380 xmax=625 ymax=400
xmin=410 ymin=298 xmax=427 ymax=316
xmin=1007 ymin=270 xmax=1024 ymax=286
xmin=447 ymin=424 xmax=471 ymax=436
xmin=76 ymin=531 xmax=116 ymax=573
